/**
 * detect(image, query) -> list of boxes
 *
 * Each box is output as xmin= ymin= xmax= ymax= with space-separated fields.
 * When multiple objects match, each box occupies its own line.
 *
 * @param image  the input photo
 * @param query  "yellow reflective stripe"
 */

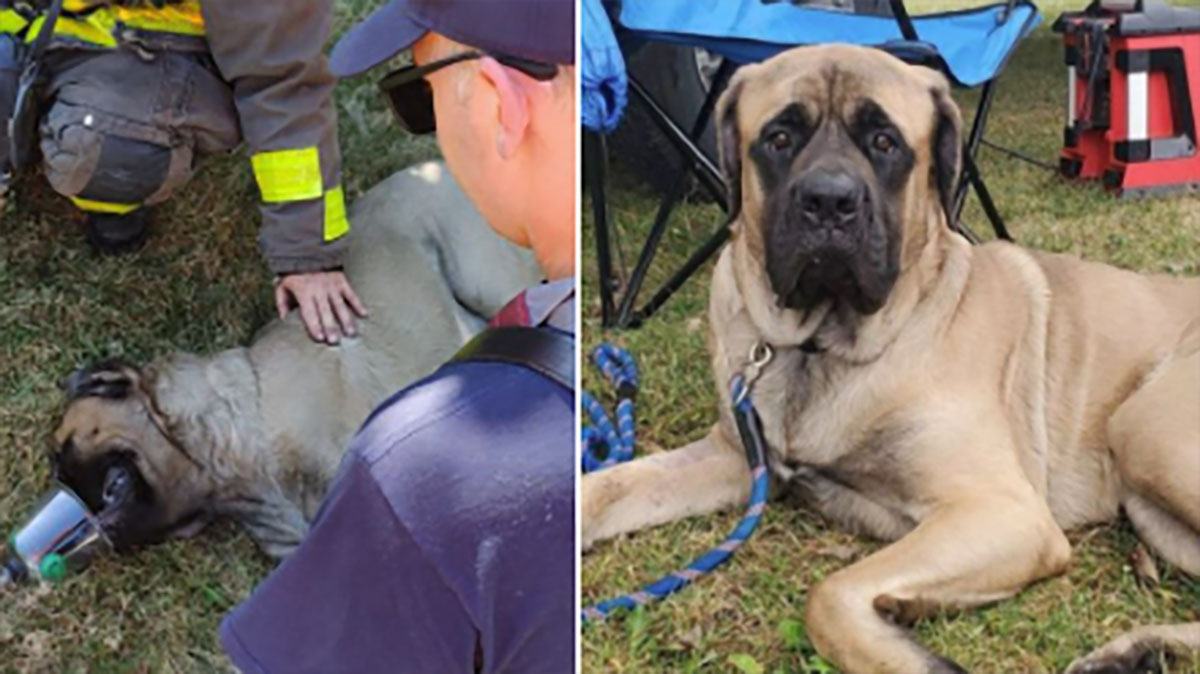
xmin=70 ymin=196 xmax=139 ymax=215
xmin=251 ymin=148 xmax=324 ymax=204
xmin=0 ymin=9 xmax=28 ymax=34
xmin=113 ymin=3 xmax=204 ymax=37
xmin=63 ymin=0 xmax=102 ymax=12
xmin=323 ymin=186 xmax=349 ymax=242
xmin=21 ymin=3 xmax=204 ymax=45
xmin=25 ymin=14 xmax=117 ymax=47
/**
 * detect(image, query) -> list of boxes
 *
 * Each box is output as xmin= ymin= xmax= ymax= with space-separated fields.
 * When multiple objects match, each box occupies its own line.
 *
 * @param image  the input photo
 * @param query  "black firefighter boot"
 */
xmin=84 ymin=210 xmax=150 ymax=255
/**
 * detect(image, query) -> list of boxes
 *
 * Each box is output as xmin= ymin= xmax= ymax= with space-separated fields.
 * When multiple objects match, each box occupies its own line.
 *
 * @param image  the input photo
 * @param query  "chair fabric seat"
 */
xmin=618 ymin=0 xmax=1040 ymax=86
xmin=580 ymin=0 xmax=1042 ymax=132
xmin=582 ymin=0 xmax=627 ymax=133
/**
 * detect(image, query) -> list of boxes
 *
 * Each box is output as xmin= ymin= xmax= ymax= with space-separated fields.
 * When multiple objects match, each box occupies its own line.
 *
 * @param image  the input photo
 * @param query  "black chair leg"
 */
xmin=951 ymin=79 xmax=1014 ymax=241
xmin=633 ymin=223 xmax=732 ymax=327
xmin=615 ymin=164 xmax=691 ymax=327
xmin=964 ymin=154 xmax=1012 ymax=241
xmin=954 ymin=80 xmax=996 ymax=220
xmin=586 ymin=131 xmax=617 ymax=327
xmin=627 ymin=75 xmax=729 ymax=205
xmin=612 ymin=62 xmax=736 ymax=327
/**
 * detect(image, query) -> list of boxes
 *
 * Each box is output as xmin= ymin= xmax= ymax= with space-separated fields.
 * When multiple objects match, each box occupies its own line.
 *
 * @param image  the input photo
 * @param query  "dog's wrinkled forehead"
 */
xmin=734 ymin=45 xmax=939 ymax=148
xmin=55 ymin=361 xmax=146 ymax=452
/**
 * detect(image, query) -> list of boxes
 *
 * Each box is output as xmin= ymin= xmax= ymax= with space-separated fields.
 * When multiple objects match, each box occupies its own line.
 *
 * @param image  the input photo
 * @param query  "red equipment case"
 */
xmin=1055 ymin=0 xmax=1200 ymax=195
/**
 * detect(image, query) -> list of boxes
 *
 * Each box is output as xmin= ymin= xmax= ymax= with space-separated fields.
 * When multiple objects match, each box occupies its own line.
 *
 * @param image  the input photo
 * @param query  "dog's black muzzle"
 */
xmin=766 ymin=166 xmax=895 ymax=315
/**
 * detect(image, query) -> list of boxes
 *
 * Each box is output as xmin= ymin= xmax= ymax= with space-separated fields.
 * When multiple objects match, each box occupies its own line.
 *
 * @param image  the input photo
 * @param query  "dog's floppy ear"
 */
xmin=716 ymin=71 xmax=748 ymax=223
xmin=926 ymin=70 xmax=962 ymax=227
xmin=62 ymin=360 xmax=138 ymax=401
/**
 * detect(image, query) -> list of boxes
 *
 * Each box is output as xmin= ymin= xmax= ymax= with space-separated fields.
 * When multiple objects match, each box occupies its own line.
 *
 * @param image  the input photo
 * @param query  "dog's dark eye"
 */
xmin=767 ymin=130 xmax=792 ymax=152
xmin=871 ymin=132 xmax=896 ymax=154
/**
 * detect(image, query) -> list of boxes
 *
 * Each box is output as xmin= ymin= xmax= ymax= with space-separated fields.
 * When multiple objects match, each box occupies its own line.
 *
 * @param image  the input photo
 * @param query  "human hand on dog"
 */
xmin=274 ymin=271 xmax=368 ymax=345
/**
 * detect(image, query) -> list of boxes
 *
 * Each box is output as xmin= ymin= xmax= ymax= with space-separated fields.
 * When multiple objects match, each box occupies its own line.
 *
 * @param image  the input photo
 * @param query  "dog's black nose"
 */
xmin=795 ymin=170 xmax=865 ymax=229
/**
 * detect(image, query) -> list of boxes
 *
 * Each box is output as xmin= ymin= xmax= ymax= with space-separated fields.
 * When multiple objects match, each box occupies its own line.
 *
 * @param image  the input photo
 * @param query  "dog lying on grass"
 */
xmin=50 ymin=162 xmax=540 ymax=559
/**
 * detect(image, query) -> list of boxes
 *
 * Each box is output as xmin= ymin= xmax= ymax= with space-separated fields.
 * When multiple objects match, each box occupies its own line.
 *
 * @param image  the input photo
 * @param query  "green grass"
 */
xmin=0 ymin=2 xmax=437 ymax=671
xmin=580 ymin=2 xmax=1200 ymax=672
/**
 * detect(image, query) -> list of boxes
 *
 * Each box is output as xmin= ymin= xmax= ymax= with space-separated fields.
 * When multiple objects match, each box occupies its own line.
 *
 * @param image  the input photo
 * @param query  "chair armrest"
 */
xmin=878 ymin=39 xmax=940 ymax=69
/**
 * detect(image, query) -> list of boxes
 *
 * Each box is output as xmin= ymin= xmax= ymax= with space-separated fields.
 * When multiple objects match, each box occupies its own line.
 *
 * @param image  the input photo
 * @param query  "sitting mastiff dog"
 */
xmin=581 ymin=45 xmax=1199 ymax=673
xmin=50 ymin=161 xmax=541 ymax=559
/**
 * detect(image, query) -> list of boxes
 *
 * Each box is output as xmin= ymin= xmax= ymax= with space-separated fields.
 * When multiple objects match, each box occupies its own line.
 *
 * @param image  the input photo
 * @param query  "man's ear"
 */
xmin=715 ymin=72 xmax=747 ymax=223
xmin=926 ymin=70 xmax=962 ymax=227
xmin=479 ymin=57 xmax=533 ymax=159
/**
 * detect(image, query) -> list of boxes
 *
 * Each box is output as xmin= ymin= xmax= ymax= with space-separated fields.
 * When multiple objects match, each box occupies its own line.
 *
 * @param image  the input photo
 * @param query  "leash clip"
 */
xmin=733 ymin=341 xmax=773 ymax=407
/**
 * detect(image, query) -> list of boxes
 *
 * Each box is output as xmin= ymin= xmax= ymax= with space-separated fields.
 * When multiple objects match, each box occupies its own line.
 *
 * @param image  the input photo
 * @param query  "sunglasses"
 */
xmin=379 ymin=51 xmax=558 ymax=135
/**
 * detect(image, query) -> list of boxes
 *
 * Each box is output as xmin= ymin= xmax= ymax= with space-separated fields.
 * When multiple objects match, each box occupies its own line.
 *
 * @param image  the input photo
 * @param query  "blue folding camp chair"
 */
xmin=583 ymin=0 xmax=1042 ymax=328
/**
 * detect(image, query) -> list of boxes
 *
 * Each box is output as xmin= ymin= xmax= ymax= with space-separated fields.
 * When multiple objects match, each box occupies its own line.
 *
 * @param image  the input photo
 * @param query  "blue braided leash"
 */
xmin=581 ymin=342 xmax=773 ymax=623
xmin=581 ymin=343 xmax=638 ymax=473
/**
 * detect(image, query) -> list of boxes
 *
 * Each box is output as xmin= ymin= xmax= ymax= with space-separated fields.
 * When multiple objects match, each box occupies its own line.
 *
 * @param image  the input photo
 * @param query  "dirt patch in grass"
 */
xmin=0 ymin=1 xmax=437 ymax=670
xmin=580 ymin=3 xmax=1200 ymax=672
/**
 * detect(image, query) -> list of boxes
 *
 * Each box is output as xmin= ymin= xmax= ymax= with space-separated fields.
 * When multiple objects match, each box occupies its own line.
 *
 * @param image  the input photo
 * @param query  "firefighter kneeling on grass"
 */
xmin=0 ymin=0 xmax=367 ymax=345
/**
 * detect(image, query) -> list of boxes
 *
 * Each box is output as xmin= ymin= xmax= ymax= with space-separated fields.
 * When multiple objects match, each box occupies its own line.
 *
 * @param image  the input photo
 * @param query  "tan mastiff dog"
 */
xmin=582 ymin=45 xmax=1200 ymax=673
xmin=50 ymin=161 xmax=540 ymax=559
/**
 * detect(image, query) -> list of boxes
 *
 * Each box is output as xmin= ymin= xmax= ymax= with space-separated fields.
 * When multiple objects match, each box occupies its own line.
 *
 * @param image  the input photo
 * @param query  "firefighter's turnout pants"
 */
xmin=40 ymin=47 xmax=239 ymax=215
xmin=1 ymin=2 xmax=237 ymax=216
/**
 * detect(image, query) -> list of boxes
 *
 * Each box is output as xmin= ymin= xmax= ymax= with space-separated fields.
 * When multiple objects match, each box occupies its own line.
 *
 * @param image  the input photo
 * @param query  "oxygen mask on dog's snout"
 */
xmin=1 ymin=484 xmax=111 ymax=589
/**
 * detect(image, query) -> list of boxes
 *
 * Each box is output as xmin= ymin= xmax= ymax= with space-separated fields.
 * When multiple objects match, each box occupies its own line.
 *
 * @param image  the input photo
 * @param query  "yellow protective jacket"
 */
xmin=0 ymin=0 xmax=348 ymax=274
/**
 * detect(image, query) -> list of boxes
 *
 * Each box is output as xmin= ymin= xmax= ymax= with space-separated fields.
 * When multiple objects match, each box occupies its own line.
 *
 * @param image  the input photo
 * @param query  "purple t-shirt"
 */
xmin=220 ymin=286 xmax=575 ymax=673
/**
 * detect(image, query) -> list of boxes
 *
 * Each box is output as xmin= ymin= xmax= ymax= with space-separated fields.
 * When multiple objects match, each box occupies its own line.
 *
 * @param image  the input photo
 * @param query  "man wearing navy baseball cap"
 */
xmin=334 ymin=0 xmax=576 ymax=278
xmin=218 ymin=1 xmax=576 ymax=672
